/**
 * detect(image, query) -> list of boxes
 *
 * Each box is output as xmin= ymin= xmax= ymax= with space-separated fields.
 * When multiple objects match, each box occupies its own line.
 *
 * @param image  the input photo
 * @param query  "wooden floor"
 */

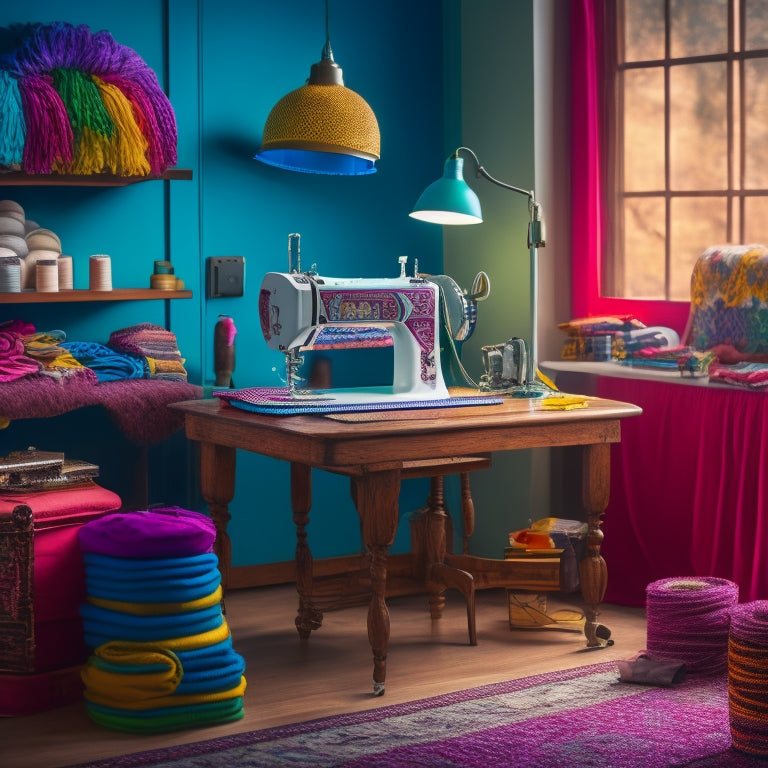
xmin=1 ymin=585 xmax=647 ymax=768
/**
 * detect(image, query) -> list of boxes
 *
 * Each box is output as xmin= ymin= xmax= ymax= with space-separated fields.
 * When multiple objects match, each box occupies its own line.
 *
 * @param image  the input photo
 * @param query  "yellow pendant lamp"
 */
xmin=254 ymin=2 xmax=380 ymax=176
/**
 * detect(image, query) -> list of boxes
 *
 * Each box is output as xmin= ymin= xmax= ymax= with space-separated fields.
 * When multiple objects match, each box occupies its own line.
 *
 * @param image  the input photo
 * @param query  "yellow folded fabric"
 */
xmin=540 ymin=395 xmax=589 ymax=411
xmin=82 ymin=644 xmax=182 ymax=701
xmin=84 ymin=675 xmax=247 ymax=710
xmin=88 ymin=585 xmax=223 ymax=616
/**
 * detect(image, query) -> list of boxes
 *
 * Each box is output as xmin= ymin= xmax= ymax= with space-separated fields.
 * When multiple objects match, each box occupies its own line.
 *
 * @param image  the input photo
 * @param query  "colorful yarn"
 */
xmin=92 ymin=75 xmax=150 ymax=176
xmin=0 ymin=21 xmax=177 ymax=175
xmin=645 ymin=577 xmax=739 ymax=675
xmin=51 ymin=67 xmax=113 ymax=138
xmin=18 ymin=73 xmax=73 ymax=173
xmin=728 ymin=600 xmax=768 ymax=756
xmin=0 ymin=70 xmax=26 ymax=166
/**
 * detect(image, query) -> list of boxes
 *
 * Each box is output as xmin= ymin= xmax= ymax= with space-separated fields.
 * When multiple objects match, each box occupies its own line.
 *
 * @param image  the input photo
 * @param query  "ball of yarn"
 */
xmin=645 ymin=576 xmax=739 ymax=675
xmin=729 ymin=600 xmax=768 ymax=756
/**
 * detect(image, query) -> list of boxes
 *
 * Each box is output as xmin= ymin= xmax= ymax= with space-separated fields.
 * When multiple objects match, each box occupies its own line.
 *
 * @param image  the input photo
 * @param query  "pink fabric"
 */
xmin=0 ymin=376 xmax=201 ymax=445
xmin=569 ymin=1 xmax=689 ymax=335
xmin=598 ymin=376 xmax=768 ymax=606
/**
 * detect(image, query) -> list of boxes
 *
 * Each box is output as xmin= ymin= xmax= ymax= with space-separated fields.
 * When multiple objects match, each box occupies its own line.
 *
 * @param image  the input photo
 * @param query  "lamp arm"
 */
xmin=453 ymin=147 xmax=545 ymax=248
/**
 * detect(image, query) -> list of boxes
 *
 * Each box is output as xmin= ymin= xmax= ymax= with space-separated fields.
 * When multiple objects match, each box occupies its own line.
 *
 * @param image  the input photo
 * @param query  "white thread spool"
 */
xmin=89 ymin=254 xmax=112 ymax=291
xmin=0 ymin=254 xmax=21 ymax=293
xmin=35 ymin=259 xmax=59 ymax=292
xmin=57 ymin=255 xmax=73 ymax=290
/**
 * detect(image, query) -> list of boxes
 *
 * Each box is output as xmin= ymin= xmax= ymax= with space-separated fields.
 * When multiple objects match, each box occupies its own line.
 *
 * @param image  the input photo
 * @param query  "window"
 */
xmin=570 ymin=0 xmax=768 ymax=332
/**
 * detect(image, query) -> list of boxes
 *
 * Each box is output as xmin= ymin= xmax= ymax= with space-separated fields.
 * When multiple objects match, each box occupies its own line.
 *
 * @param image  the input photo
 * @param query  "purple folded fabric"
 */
xmin=78 ymin=507 xmax=216 ymax=558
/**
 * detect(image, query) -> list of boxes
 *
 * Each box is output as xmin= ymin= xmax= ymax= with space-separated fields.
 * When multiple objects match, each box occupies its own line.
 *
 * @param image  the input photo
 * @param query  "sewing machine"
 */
xmin=258 ymin=257 xmax=488 ymax=404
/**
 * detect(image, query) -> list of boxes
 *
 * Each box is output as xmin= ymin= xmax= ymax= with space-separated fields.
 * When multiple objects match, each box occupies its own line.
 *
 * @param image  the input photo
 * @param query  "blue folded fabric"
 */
xmin=81 ymin=603 xmax=224 ymax=645
xmin=83 ymin=551 xmax=219 ymax=575
xmin=61 ymin=341 xmax=148 ymax=381
xmin=83 ymin=576 xmax=221 ymax=604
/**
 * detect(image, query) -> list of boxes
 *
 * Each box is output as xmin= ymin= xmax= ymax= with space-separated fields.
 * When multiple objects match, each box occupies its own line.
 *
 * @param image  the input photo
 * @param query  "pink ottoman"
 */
xmin=0 ymin=482 xmax=121 ymax=716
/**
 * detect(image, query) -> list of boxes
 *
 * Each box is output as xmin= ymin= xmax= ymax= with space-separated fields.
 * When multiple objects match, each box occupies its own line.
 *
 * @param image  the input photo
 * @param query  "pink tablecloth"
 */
xmin=597 ymin=376 xmax=768 ymax=606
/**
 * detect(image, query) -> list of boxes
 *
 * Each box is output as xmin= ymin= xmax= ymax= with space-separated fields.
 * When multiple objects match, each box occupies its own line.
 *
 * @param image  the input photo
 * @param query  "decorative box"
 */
xmin=0 ymin=482 xmax=122 ymax=716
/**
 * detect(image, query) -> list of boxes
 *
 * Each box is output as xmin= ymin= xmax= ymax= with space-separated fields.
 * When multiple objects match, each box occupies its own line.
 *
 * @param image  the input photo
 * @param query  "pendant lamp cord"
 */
xmin=322 ymin=0 xmax=334 ymax=61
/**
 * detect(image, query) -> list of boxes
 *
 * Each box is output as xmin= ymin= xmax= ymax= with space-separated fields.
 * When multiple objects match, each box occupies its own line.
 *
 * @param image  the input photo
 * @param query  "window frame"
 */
xmin=571 ymin=0 xmax=768 ymax=336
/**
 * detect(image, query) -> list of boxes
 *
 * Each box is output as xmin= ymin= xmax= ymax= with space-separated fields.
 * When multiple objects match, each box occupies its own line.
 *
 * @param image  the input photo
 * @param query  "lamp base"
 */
xmin=510 ymin=379 xmax=553 ymax=399
xmin=478 ymin=378 xmax=554 ymax=399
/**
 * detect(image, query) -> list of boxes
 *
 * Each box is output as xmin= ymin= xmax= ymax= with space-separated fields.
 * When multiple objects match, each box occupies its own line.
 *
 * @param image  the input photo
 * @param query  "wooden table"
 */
xmin=170 ymin=395 xmax=641 ymax=694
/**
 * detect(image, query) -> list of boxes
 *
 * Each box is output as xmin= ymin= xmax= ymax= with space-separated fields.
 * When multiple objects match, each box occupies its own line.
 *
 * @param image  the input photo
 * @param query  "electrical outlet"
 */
xmin=207 ymin=256 xmax=245 ymax=298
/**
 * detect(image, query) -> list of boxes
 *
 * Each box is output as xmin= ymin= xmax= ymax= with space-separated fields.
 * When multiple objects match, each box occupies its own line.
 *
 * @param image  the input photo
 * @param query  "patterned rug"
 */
xmin=64 ymin=661 xmax=766 ymax=768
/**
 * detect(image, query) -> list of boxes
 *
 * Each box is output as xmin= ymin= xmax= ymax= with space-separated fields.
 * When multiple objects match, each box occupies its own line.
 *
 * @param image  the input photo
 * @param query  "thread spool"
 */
xmin=729 ymin=600 xmax=768 ymax=756
xmin=89 ymin=254 xmax=112 ymax=291
xmin=35 ymin=259 xmax=59 ymax=292
xmin=0 ymin=255 xmax=21 ymax=292
xmin=58 ymin=255 xmax=73 ymax=290
xmin=645 ymin=576 xmax=738 ymax=675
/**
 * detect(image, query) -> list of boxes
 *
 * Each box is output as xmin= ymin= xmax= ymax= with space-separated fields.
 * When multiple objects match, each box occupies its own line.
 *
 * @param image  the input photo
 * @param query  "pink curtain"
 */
xmin=570 ymin=0 xmax=608 ymax=321
xmin=598 ymin=376 xmax=768 ymax=606
xmin=569 ymin=0 xmax=690 ymax=333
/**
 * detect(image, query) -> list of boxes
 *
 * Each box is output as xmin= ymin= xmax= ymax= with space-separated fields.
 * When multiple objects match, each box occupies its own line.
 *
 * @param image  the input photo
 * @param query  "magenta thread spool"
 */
xmin=728 ymin=600 xmax=768 ymax=756
xmin=645 ymin=576 xmax=738 ymax=675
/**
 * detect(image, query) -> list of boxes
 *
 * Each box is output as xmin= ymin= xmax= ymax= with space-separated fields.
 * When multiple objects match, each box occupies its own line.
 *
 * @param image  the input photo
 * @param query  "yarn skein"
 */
xmin=645 ymin=576 xmax=739 ymax=675
xmin=728 ymin=600 xmax=768 ymax=756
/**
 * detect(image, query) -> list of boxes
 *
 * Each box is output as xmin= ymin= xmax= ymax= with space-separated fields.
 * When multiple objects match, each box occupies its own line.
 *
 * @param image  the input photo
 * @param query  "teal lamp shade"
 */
xmin=409 ymin=156 xmax=483 ymax=225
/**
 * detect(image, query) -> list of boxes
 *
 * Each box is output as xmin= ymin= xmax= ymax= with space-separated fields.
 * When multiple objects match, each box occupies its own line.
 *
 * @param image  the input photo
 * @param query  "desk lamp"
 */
xmin=410 ymin=146 xmax=549 ymax=397
xmin=254 ymin=0 xmax=380 ymax=176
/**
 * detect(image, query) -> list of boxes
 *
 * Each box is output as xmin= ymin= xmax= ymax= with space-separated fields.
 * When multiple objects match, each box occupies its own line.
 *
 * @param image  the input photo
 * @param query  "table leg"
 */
xmin=580 ymin=442 xmax=613 ymax=648
xmin=291 ymin=462 xmax=323 ymax=638
xmin=353 ymin=468 xmax=401 ymax=696
xmin=199 ymin=441 xmax=236 ymax=592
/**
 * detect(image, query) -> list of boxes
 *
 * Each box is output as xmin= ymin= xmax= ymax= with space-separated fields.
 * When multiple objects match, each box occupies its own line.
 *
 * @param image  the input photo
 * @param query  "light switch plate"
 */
xmin=207 ymin=256 xmax=244 ymax=298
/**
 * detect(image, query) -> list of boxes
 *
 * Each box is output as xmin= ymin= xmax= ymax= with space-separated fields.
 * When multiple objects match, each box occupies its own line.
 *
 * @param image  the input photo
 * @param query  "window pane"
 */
xmin=744 ymin=196 xmax=768 ymax=241
xmin=622 ymin=197 xmax=666 ymax=299
xmin=670 ymin=197 xmax=727 ymax=300
xmin=744 ymin=59 xmax=768 ymax=188
xmin=624 ymin=69 xmax=665 ymax=190
xmin=670 ymin=62 xmax=727 ymax=189
xmin=745 ymin=0 xmax=768 ymax=50
xmin=623 ymin=0 xmax=665 ymax=62
xmin=670 ymin=0 xmax=728 ymax=57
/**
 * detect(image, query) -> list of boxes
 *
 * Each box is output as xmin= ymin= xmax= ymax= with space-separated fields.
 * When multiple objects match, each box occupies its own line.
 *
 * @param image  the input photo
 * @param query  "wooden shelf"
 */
xmin=0 ymin=168 xmax=193 ymax=187
xmin=0 ymin=289 xmax=193 ymax=304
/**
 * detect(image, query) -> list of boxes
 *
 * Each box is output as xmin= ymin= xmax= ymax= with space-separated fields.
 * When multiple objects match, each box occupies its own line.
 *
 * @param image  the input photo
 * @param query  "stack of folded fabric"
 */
xmin=77 ymin=507 xmax=246 ymax=733
xmin=108 ymin=323 xmax=188 ymax=382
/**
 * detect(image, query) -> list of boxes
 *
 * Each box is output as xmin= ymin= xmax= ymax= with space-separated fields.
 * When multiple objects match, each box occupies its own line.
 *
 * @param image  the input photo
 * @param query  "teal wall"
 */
xmin=0 ymin=0 xmax=539 ymax=567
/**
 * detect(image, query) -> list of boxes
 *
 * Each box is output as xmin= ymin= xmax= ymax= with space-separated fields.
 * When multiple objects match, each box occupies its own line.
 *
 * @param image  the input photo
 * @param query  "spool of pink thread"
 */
xmin=645 ymin=576 xmax=738 ymax=675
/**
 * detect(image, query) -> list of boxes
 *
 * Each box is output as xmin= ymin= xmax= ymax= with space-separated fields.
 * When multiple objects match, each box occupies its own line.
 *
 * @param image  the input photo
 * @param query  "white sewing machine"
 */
xmin=259 ymin=267 xmax=450 ymax=403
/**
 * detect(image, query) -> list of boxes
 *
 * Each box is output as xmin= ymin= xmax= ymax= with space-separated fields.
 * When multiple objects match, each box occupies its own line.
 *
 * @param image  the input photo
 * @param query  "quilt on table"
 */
xmin=684 ymin=244 xmax=768 ymax=360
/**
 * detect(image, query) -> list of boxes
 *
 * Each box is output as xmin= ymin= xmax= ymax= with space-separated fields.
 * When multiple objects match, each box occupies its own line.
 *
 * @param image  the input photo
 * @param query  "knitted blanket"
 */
xmin=0 ymin=375 xmax=201 ymax=445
